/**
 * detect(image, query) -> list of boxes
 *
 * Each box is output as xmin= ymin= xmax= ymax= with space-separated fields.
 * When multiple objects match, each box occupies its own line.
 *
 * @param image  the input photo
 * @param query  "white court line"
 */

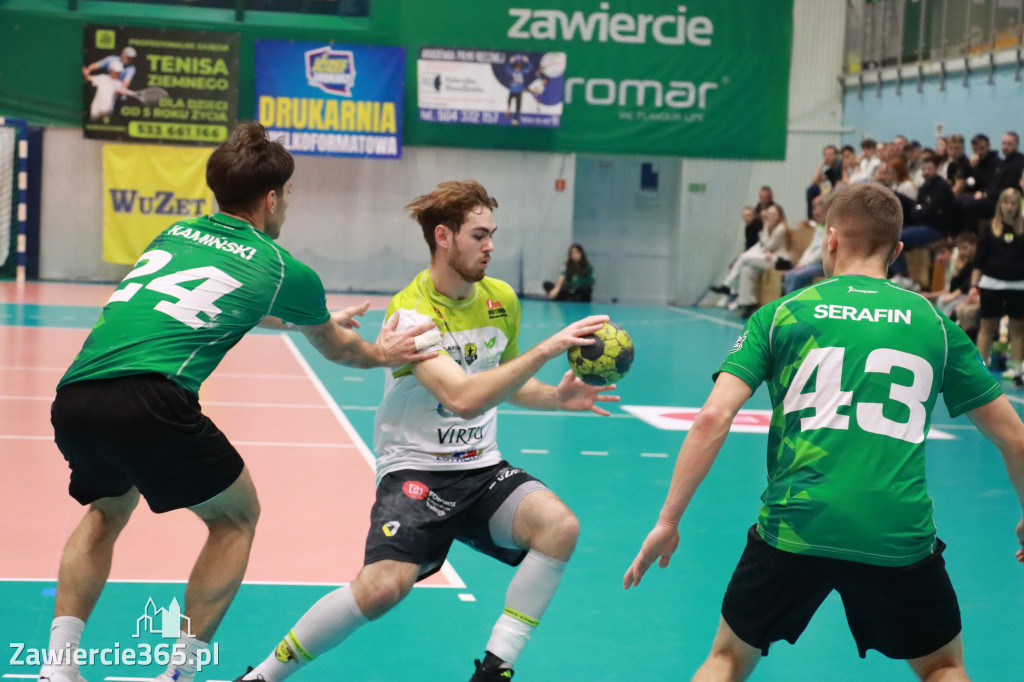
xmin=521 ymin=449 xmax=548 ymax=454
xmin=281 ymin=335 xmax=466 ymax=592
xmin=641 ymin=452 xmax=670 ymax=458
xmin=667 ymin=306 xmax=745 ymax=329
xmin=581 ymin=450 xmax=608 ymax=456
xmin=3 ymin=675 xmax=39 ymax=679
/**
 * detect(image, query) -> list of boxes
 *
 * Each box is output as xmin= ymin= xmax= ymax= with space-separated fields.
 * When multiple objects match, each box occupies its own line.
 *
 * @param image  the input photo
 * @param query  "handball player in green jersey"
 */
xmin=42 ymin=123 xmax=436 ymax=682
xmin=235 ymin=180 xmax=618 ymax=682
xmin=624 ymin=183 xmax=1024 ymax=681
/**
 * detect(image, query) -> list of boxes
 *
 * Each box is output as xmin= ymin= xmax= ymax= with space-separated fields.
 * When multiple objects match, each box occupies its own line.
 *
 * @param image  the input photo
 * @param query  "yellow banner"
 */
xmin=102 ymin=143 xmax=214 ymax=264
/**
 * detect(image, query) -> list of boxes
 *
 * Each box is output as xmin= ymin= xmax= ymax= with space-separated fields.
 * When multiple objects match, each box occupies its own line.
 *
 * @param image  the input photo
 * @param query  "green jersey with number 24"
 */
xmin=59 ymin=213 xmax=331 ymax=395
xmin=719 ymin=274 xmax=1001 ymax=567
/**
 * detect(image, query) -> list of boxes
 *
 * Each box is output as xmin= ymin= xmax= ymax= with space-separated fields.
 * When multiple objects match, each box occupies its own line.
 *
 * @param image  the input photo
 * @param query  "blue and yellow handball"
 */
xmin=567 ymin=321 xmax=634 ymax=386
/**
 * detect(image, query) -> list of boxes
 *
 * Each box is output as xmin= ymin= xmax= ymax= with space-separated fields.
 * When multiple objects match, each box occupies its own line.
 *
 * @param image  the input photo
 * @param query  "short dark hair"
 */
xmin=824 ymin=145 xmax=838 ymax=153
xmin=1006 ymin=131 xmax=1021 ymax=145
xmin=972 ymin=133 xmax=990 ymax=146
xmin=822 ymin=183 xmax=902 ymax=261
xmin=861 ymin=138 xmax=877 ymax=149
xmin=955 ymin=231 xmax=978 ymax=245
xmin=406 ymin=180 xmax=499 ymax=254
xmin=841 ymin=145 xmax=855 ymax=154
xmin=206 ymin=122 xmax=294 ymax=213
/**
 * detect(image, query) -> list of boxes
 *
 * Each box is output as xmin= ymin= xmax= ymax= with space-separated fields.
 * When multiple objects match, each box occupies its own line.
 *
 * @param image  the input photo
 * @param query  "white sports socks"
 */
xmin=485 ymin=550 xmax=567 ymax=666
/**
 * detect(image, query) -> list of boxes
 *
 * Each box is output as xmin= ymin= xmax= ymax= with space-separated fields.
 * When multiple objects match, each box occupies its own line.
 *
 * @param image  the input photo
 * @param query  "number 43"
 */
xmin=107 ymin=249 xmax=242 ymax=329
xmin=782 ymin=346 xmax=933 ymax=444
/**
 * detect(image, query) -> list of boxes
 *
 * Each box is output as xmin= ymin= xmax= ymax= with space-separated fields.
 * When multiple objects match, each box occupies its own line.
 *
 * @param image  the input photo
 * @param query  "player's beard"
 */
xmin=448 ymin=239 xmax=487 ymax=283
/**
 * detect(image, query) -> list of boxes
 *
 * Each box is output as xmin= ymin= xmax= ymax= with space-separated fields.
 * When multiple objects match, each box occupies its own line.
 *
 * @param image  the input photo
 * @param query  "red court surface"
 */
xmin=0 ymin=323 xmax=456 ymax=587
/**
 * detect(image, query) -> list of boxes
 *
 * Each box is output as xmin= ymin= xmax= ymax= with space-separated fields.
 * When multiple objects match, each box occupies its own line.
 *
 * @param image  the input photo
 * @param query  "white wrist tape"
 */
xmin=413 ymin=328 xmax=442 ymax=352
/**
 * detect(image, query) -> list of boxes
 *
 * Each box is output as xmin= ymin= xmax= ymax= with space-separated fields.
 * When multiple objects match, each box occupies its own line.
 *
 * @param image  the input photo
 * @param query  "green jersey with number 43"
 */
xmin=719 ymin=274 xmax=1001 ymax=567
xmin=59 ymin=213 xmax=331 ymax=395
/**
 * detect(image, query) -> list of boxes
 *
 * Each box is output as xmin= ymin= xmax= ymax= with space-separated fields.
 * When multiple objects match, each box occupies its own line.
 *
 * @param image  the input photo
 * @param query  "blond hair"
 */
xmin=992 ymin=187 xmax=1024 ymax=238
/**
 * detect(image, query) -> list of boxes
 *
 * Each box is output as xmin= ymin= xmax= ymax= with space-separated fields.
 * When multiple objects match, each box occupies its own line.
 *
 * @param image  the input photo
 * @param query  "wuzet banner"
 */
xmin=255 ymin=40 xmax=405 ymax=159
xmin=399 ymin=0 xmax=793 ymax=160
xmin=82 ymin=25 xmax=239 ymax=145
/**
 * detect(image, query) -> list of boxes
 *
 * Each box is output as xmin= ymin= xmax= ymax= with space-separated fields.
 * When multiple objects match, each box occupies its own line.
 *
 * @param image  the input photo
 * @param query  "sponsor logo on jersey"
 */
xmin=848 ymin=286 xmax=878 ymax=294
xmin=489 ymin=467 xmax=523 ymax=490
xmin=382 ymin=521 xmax=401 ymax=537
xmin=487 ymin=299 xmax=508 ymax=319
xmin=730 ymin=331 xmax=747 ymax=354
xmin=464 ymin=342 xmax=478 ymax=365
xmin=437 ymin=425 xmax=486 ymax=446
xmin=445 ymin=343 xmax=463 ymax=364
xmin=402 ymin=481 xmax=430 ymax=500
xmin=485 ymin=336 xmax=497 ymax=349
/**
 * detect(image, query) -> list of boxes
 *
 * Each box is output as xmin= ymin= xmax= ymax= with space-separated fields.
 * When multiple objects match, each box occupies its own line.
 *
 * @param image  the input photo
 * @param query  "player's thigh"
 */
xmin=1003 ymin=290 xmax=1024 ymax=320
xmin=189 ymin=466 xmax=259 ymax=530
xmin=509 ymin=488 xmax=578 ymax=557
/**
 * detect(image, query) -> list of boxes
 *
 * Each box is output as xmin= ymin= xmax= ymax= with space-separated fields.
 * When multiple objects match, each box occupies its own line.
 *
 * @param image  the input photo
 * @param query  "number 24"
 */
xmin=107 ymin=249 xmax=242 ymax=329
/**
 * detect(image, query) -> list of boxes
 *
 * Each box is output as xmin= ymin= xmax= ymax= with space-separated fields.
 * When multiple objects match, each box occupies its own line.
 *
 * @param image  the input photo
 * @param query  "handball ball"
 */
xmin=567 ymin=321 xmax=634 ymax=386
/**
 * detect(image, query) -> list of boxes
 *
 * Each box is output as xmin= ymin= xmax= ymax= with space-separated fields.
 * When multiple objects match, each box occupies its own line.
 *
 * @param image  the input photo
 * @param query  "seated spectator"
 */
xmin=912 ymin=153 xmax=957 ymax=237
xmin=922 ymin=232 xmax=977 ymax=319
xmin=755 ymin=185 xmax=778 ymax=215
xmin=887 ymin=156 xmax=917 ymax=199
xmin=741 ymin=206 xmax=762 ymax=250
xmin=945 ymin=133 xmax=972 ymax=193
xmin=806 ymin=144 xmax=842 ymax=218
xmin=934 ymin=136 xmax=950 ymax=175
xmin=711 ymin=204 xmax=793 ymax=317
xmin=838 ymin=145 xmax=858 ymax=185
xmin=905 ymin=140 xmax=925 ymax=186
xmin=957 ymin=133 xmax=1002 ymax=222
xmin=783 ymin=195 xmax=827 ymax=294
xmin=848 ymin=137 xmax=881 ymax=183
xmin=544 ymin=243 xmax=594 ymax=302
xmin=967 ymin=187 xmax=1024 ymax=379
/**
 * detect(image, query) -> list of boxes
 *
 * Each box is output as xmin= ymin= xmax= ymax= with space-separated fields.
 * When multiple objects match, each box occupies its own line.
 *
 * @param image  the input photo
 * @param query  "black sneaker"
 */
xmin=232 ymin=667 xmax=263 ymax=682
xmin=710 ymin=284 xmax=732 ymax=295
xmin=469 ymin=655 xmax=514 ymax=681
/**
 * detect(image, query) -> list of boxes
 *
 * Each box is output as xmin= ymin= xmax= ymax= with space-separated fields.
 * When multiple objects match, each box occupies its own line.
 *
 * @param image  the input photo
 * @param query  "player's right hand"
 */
xmin=541 ymin=315 xmax=609 ymax=359
xmin=376 ymin=311 xmax=439 ymax=367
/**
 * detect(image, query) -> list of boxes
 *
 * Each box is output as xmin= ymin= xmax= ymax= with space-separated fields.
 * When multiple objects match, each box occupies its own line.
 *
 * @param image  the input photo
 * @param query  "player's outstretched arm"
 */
xmin=413 ymin=314 xmax=609 ymax=420
xmin=258 ymin=301 xmax=369 ymax=331
xmin=623 ymin=373 xmax=752 ymax=589
xmin=511 ymin=371 xmax=619 ymax=416
xmin=299 ymin=309 xmax=438 ymax=369
xmin=966 ymin=395 xmax=1024 ymax=563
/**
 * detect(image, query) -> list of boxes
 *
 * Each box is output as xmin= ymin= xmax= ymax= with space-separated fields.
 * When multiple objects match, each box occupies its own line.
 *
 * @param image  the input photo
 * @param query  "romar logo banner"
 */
xmin=103 ymin=143 xmax=213 ymax=264
xmin=255 ymin=40 xmax=405 ymax=159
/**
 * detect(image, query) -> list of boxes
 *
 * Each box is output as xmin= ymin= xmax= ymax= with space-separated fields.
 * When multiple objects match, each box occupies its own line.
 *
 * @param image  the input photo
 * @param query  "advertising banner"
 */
xmin=399 ymin=0 xmax=794 ymax=160
xmin=255 ymin=40 xmax=405 ymax=159
xmin=417 ymin=47 xmax=566 ymax=128
xmin=83 ymin=25 xmax=239 ymax=145
xmin=102 ymin=144 xmax=214 ymax=264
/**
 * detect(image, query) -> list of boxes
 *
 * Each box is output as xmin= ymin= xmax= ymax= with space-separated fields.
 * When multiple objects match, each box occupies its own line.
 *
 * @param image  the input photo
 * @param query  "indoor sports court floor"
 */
xmin=1 ymin=281 xmax=1022 ymax=681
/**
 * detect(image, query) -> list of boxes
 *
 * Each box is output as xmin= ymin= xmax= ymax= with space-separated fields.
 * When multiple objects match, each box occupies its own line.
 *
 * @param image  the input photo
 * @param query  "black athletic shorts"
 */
xmin=51 ymin=374 xmax=245 ymax=513
xmin=978 ymin=287 xmax=1024 ymax=320
xmin=364 ymin=461 xmax=547 ymax=581
xmin=722 ymin=525 xmax=961 ymax=660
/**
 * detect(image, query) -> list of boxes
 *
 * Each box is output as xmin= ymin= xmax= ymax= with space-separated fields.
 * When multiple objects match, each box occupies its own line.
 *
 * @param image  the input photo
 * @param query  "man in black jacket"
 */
xmin=915 ymin=154 xmax=958 ymax=237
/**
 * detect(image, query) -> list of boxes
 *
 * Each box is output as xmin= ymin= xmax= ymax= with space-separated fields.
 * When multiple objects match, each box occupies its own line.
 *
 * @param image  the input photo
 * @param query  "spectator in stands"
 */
xmin=886 ymin=157 xmax=917 ymax=200
xmin=892 ymin=134 xmax=908 ymax=154
xmin=754 ymin=186 xmax=777 ymax=215
xmin=945 ymin=133 xmax=972 ymax=194
xmin=782 ymin=195 xmax=827 ymax=294
xmin=913 ymin=153 xmax=957 ymax=238
xmin=968 ymin=187 xmax=1024 ymax=380
xmin=989 ymin=132 xmax=1024 ymax=202
xmin=906 ymin=140 xmax=925 ymax=186
xmin=839 ymin=144 xmax=859 ymax=185
xmin=923 ymin=231 xmax=977 ymax=319
xmin=806 ymin=145 xmax=843 ymax=218
xmin=935 ymin=136 xmax=949 ymax=173
xmin=742 ymin=206 xmax=762 ymax=250
xmin=711 ymin=205 xmax=793 ymax=317
xmin=544 ymin=243 xmax=594 ymax=302
xmin=849 ymin=138 xmax=881 ymax=183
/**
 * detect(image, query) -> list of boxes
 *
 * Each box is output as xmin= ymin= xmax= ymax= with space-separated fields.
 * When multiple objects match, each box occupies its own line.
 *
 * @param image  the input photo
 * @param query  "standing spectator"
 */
xmin=807 ymin=145 xmax=843 ymax=218
xmin=968 ymin=188 xmax=1024 ymax=380
xmin=544 ymin=243 xmax=595 ymax=302
xmin=849 ymin=138 xmax=881 ymax=183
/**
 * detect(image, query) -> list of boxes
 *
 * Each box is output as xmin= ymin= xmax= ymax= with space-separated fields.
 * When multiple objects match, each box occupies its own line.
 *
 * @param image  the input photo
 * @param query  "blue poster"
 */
xmin=255 ymin=40 xmax=404 ymax=159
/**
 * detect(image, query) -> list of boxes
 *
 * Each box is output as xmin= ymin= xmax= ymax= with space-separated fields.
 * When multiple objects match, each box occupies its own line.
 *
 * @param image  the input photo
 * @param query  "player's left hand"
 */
xmin=554 ymin=369 xmax=619 ymax=416
xmin=623 ymin=522 xmax=680 ymax=589
xmin=330 ymin=301 xmax=370 ymax=330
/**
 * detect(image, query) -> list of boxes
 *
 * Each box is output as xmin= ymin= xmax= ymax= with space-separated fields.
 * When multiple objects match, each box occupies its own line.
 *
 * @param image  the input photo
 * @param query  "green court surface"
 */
xmin=2 ymin=297 xmax=1022 ymax=681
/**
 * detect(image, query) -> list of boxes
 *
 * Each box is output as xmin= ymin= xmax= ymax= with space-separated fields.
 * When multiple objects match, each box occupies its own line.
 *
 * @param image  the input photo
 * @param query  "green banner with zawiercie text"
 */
xmin=399 ymin=0 xmax=793 ymax=160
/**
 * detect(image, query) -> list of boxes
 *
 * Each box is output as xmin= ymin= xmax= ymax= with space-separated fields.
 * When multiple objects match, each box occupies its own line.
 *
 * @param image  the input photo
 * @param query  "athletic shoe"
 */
xmin=1001 ymin=367 xmax=1020 ymax=380
xmin=231 ymin=667 xmax=264 ymax=682
xmin=39 ymin=670 xmax=87 ymax=682
xmin=710 ymin=284 xmax=732 ymax=295
xmin=469 ymin=654 xmax=514 ymax=681
xmin=716 ymin=295 xmax=733 ymax=308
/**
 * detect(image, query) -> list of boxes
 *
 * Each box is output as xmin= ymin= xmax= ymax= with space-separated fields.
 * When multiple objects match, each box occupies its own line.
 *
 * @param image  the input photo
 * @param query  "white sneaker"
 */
xmin=39 ymin=669 xmax=87 ymax=682
xmin=727 ymin=300 xmax=740 ymax=311
xmin=716 ymin=295 xmax=732 ymax=308
xmin=1001 ymin=366 xmax=1023 ymax=381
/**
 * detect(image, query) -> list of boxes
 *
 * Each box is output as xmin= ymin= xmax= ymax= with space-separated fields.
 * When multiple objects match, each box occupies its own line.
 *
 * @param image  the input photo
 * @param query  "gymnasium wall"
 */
xmin=4 ymin=0 xmax=846 ymax=305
